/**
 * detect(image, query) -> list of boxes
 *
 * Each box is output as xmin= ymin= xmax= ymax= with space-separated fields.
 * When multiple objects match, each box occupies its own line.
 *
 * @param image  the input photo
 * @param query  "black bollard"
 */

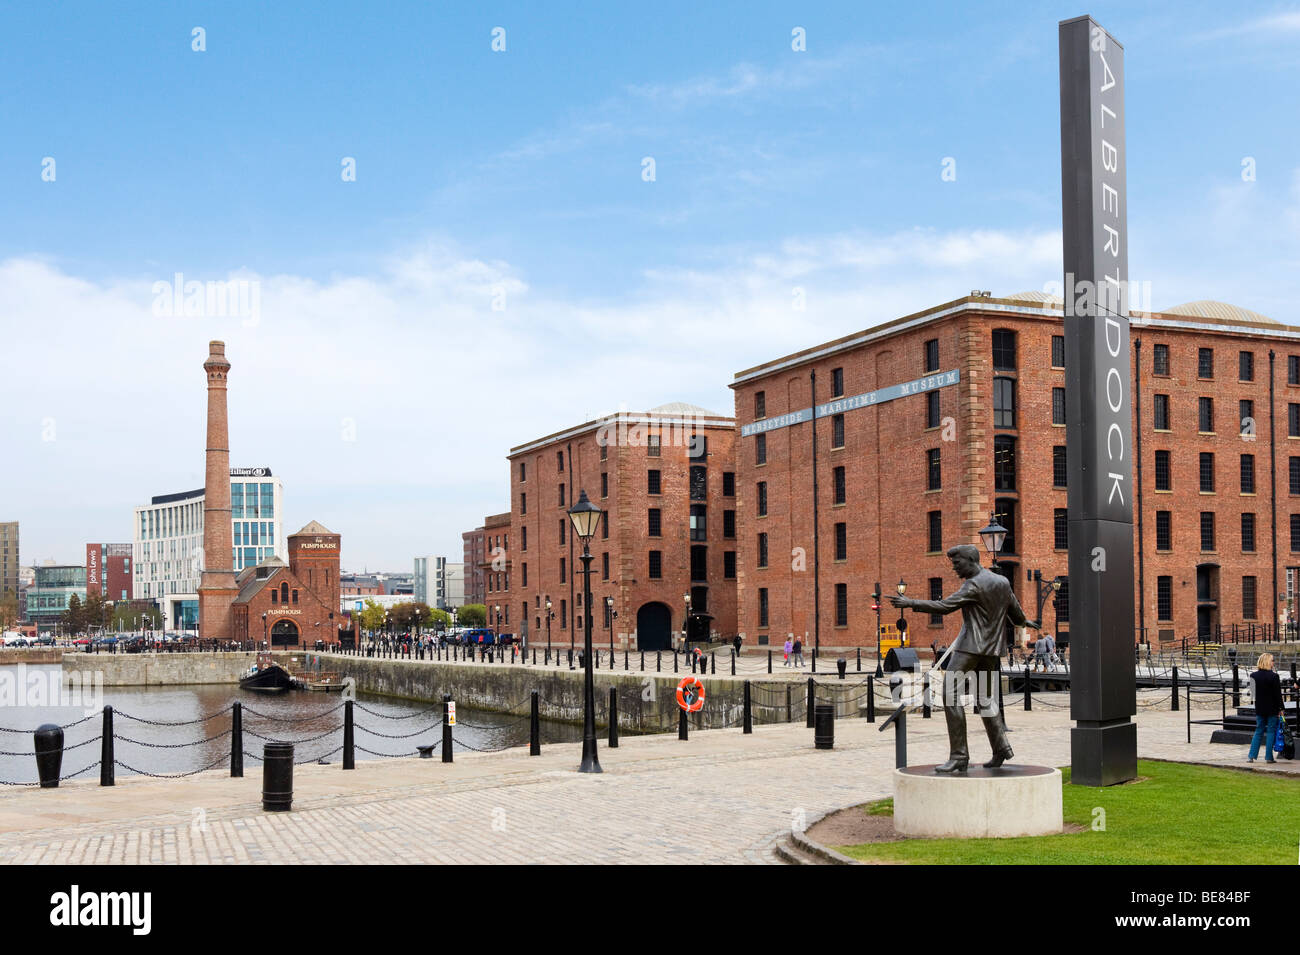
xmin=1232 ymin=663 xmax=1240 ymax=708
xmin=674 ymin=652 xmax=678 ymax=674
xmin=624 ymin=650 xmax=628 ymax=671
xmin=731 ymin=651 xmax=736 ymax=676
xmin=530 ymin=690 xmax=540 ymax=756
xmin=711 ymin=653 xmax=716 ymax=675
xmin=442 ymin=694 xmax=453 ymax=763
xmin=743 ymin=680 xmax=753 ymax=734
xmin=568 ymin=649 xmax=573 ymax=670
xmin=768 ymin=650 xmax=772 ymax=674
xmin=867 ymin=677 xmax=876 ymax=723
xmin=806 ymin=678 xmax=815 ymax=729
xmin=857 ymin=647 xmax=862 ymax=672
xmin=837 ymin=658 xmax=847 ymax=680
xmin=656 ymin=651 xmax=661 ymax=672
xmin=678 ymin=709 xmax=688 ymax=741
xmin=262 ymin=742 xmax=294 ymax=812
xmin=786 ymin=683 xmax=792 ymax=723
xmin=812 ymin=648 xmax=817 ymax=674
xmin=814 ymin=702 xmax=834 ymax=750
xmin=608 ymin=687 xmax=619 ymax=748
xmin=33 ymin=724 xmax=63 ymax=789
xmin=100 ymin=705 xmax=114 ymax=787
xmin=1024 ymin=667 xmax=1032 ymax=711
xmin=343 ymin=699 xmax=355 ymax=770
xmin=1171 ymin=665 xmax=1180 ymax=712
xmin=231 ymin=701 xmax=244 ymax=777
xmin=545 ymin=648 xmax=550 ymax=666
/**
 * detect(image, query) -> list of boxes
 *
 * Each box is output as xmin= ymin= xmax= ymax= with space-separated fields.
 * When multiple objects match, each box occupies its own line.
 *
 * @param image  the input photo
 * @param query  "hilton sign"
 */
xmin=1059 ymin=15 xmax=1137 ymax=786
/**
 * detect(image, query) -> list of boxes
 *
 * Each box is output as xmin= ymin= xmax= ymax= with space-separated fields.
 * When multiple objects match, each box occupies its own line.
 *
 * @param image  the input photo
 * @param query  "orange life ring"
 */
xmin=676 ymin=676 xmax=705 ymax=713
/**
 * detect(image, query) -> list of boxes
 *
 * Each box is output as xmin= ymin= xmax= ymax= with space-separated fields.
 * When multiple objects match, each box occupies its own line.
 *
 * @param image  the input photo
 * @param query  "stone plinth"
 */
xmin=893 ymin=764 xmax=1062 ymax=838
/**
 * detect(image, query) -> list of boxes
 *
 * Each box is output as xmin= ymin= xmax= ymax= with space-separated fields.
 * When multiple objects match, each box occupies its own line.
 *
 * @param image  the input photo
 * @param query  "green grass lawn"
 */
xmin=837 ymin=760 xmax=1300 ymax=864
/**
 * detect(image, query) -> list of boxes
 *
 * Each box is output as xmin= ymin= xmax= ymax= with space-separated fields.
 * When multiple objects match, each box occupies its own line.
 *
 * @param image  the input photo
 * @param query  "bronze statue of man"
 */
xmin=890 ymin=544 xmax=1038 ymax=773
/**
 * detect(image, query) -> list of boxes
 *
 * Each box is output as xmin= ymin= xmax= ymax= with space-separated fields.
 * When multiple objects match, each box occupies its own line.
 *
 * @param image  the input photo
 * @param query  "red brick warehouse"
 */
xmin=729 ymin=292 xmax=1300 ymax=652
xmin=504 ymin=404 xmax=737 ymax=653
xmin=231 ymin=521 xmax=343 ymax=646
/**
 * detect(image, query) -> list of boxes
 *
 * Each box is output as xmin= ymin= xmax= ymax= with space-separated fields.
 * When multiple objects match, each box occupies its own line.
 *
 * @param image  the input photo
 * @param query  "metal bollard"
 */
xmin=231 ymin=701 xmax=244 ymax=777
xmin=100 ymin=705 xmax=114 ymax=787
xmin=1171 ymin=666 xmax=1180 ymax=712
xmin=856 ymin=647 xmax=861 ymax=672
xmin=656 ymin=651 xmax=661 ymax=672
xmin=34 ymin=724 xmax=63 ymax=789
xmin=867 ymin=677 xmax=875 ymax=723
xmin=731 ymin=651 xmax=736 ymax=676
xmin=768 ymin=650 xmax=773 ymax=674
xmin=442 ymin=694 xmax=453 ymax=763
xmin=837 ymin=658 xmax=847 ymax=680
xmin=641 ymin=651 xmax=645 ymax=671
xmin=806 ymin=677 xmax=815 ymax=729
xmin=262 ymin=742 xmax=294 ymax=812
xmin=530 ymin=690 xmax=540 ymax=755
xmin=786 ymin=683 xmax=792 ymax=723
xmin=608 ymin=687 xmax=619 ymax=748
xmin=1024 ymin=667 xmax=1032 ymax=711
xmin=814 ymin=703 xmax=834 ymax=750
xmin=678 ymin=709 xmax=688 ymax=741
xmin=624 ymin=650 xmax=628 ymax=671
xmin=743 ymin=680 xmax=753 ymax=734
xmin=674 ymin=652 xmax=678 ymax=674
xmin=711 ymin=653 xmax=716 ymax=674
xmin=1232 ymin=664 xmax=1240 ymax=708
xmin=342 ymin=699 xmax=355 ymax=770
xmin=812 ymin=648 xmax=817 ymax=674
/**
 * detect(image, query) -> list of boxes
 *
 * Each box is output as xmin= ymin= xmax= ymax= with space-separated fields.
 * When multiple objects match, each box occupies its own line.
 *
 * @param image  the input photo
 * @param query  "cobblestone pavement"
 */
xmin=0 ymin=690 xmax=1293 ymax=864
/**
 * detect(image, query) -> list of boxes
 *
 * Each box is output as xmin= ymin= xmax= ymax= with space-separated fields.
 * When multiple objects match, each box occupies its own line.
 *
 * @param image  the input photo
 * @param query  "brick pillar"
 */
xmin=198 ymin=341 xmax=238 ymax=640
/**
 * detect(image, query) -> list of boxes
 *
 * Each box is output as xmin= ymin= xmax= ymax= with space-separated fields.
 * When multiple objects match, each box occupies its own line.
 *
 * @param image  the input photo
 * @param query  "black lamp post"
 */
xmin=896 ymin=579 xmax=908 ymax=646
xmin=261 ymin=611 xmax=267 ymax=649
xmin=568 ymin=489 xmax=603 ymax=773
xmin=606 ymin=595 xmax=616 ymax=654
xmin=978 ymin=511 xmax=1008 ymax=573
xmin=683 ymin=592 xmax=692 ymax=652
xmin=872 ymin=582 xmax=883 ymax=677
xmin=545 ymin=598 xmax=554 ymax=654
xmin=1031 ymin=569 xmax=1062 ymax=626
xmin=494 ymin=604 xmax=502 ymax=640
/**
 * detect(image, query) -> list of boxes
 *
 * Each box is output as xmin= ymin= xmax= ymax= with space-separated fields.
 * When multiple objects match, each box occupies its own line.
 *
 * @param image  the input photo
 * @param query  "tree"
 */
xmin=82 ymin=593 xmax=107 ymax=632
xmin=425 ymin=607 xmax=451 ymax=631
xmin=62 ymin=594 xmax=85 ymax=634
xmin=458 ymin=603 xmax=487 ymax=627
xmin=358 ymin=599 xmax=386 ymax=633
xmin=0 ymin=591 xmax=18 ymax=632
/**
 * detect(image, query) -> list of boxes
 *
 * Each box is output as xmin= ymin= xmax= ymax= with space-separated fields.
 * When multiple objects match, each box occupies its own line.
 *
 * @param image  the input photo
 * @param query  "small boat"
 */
xmin=239 ymin=653 xmax=293 ymax=693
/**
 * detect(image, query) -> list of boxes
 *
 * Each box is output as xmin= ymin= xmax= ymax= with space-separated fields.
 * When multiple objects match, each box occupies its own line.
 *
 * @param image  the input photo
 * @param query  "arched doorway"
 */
xmin=271 ymin=619 xmax=300 ymax=647
xmin=636 ymin=602 xmax=672 ymax=652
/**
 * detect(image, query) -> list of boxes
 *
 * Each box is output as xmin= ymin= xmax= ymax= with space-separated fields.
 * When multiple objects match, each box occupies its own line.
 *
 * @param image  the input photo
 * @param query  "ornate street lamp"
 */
xmin=683 ymin=592 xmax=692 ymax=652
xmin=896 ymin=579 xmax=908 ymax=646
xmin=494 ymin=604 xmax=502 ymax=639
xmin=545 ymin=598 xmax=554 ymax=654
xmin=872 ymin=582 xmax=883 ymax=677
xmin=606 ymin=595 xmax=616 ymax=654
xmin=978 ymin=512 xmax=1008 ymax=572
xmin=568 ymin=489 xmax=603 ymax=773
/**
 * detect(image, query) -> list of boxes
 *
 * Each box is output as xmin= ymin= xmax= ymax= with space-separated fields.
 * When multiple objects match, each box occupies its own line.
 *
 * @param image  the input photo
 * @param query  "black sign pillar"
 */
xmin=1059 ymin=15 xmax=1137 ymax=786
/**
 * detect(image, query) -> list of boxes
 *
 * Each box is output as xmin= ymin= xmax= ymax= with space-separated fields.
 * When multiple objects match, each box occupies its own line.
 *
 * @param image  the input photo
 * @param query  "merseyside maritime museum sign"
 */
xmin=740 ymin=370 xmax=961 ymax=437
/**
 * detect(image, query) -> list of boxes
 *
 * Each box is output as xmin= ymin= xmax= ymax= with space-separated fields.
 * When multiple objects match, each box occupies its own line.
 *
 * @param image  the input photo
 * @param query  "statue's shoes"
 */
xmin=983 ymin=748 xmax=1013 ymax=769
xmin=934 ymin=758 xmax=969 ymax=774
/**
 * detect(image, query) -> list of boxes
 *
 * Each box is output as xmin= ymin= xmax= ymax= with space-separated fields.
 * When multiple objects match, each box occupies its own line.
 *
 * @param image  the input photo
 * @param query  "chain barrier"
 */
xmin=244 ymin=725 xmax=343 ymax=745
xmin=353 ymin=701 xmax=442 ymax=720
xmin=114 ymin=707 xmax=233 ymax=726
xmin=0 ymin=712 xmax=98 ymax=734
xmin=116 ymin=728 xmax=233 ymax=749
xmin=353 ymin=721 xmax=442 ymax=740
xmin=354 ymin=740 xmax=439 ymax=758
xmin=243 ymin=703 xmax=345 ymax=722
xmin=114 ymin=751 xmax=230 ymax=779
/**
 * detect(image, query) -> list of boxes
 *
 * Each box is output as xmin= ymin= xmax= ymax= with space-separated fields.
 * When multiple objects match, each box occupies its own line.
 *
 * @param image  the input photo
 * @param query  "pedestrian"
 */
xmin=1248 ymin=653 xmax=1284 ymax=764
xmin=733 ymin=634 xmax=742 ymax=656
xmin=792 ymin=637 xmax=804 ymax=668
xmin=783 ymin=637 xmax=792 ymax=667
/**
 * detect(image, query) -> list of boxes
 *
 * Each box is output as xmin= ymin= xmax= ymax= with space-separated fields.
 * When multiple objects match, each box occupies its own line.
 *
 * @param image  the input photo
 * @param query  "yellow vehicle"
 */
xmin=878 ymin=623 xmax=908 ymax=654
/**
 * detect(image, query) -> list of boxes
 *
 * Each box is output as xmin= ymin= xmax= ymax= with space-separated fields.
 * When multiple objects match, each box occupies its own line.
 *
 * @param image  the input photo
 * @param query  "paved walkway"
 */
xmin=0 ymin=690 xmax=1293 ymax=864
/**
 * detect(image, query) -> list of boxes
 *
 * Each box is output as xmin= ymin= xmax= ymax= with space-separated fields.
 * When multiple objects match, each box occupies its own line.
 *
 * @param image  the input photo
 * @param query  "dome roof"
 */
xmin=1161 ymin=301 xmax=1278 ymax=325
xmin=647 ymin=402 xmax=726 ymax=418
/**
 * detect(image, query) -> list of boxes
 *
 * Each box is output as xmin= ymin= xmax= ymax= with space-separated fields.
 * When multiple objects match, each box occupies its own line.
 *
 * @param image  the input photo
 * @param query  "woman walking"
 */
xmin=1248 ymin=652 xmax=1284 ymax=764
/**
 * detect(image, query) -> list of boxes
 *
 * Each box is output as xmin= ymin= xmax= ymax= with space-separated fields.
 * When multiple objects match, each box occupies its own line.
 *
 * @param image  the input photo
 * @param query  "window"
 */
xmin=1156 ymin=511 xmax=1172 ymax=551
xmin=560 ymin=558 xmax=566 ymax=583
xmin=1052 ymin=387 xmax=1066 ymax=425
xmin=1055 ymin=577 xmax=1070 ymax=623
xmin=558 ymin=483 xmax=565 ymax=506
xmin=1198 ymin=348 xmax=1214 ymax=379
xmin=1200 ymin=512 xmax=1216 ymax=551
xmin=1292 ymin=514 xmax=1300 ymax=553
xmin=648 ymin=509 xmax=661 ymax=537
xmin=723 ymin=510 xmax=736 ymax=538
xmin=929 ymin=578 xmax=944 ymax=625
xmin=559 ymin=519 xmax=566 ymax=545
xmin=831 ymin=414 xmax=845 ymax=448
xmin=521 ymin=492 xmax=527 ymax=515
xmin=647 ymin=470 xmax=661 ymax=495
xmin=835 ymin=522 xmax=847 ymax=561
xmin=601 ymin=472 xmax=608 ymax=498
xmin=928 ymin=511 xmax=942 ymax=553
xmin=1241 ymin=454 xmax=1256 ymax=494
xmin=1153 ymin=344 xmax=1170 ymax=376
xmin=1051 ymin=335 xmax=1065 ymax=368
xmin=833 ymin=466 xmax=846 ymax=505
xmin=994 ymin=436 xmax=1017 ymax=491
xmin=1155 ymin=450 xmax=1172 ymax=491
xmin=1200 ymin=453 xmax=1215 ymax=493
xmin=602 ymin=514 xmax=609 ymax=540
xmin=1153 ymin=394 xmax=1170 ymax=430
xmin=690 ymin=505 xmax=706 ymax=541
xmin=521 ymin=563 xmax=528 ymax=587
xmin=759 ymin=588 xmax=769 ymax=628
xmin=1291 ymin=404 xmax=1300 ymax=438
xmin=992 ymin=329 xmax=1017 ymax=371
xmin=927 ymin=449 xmax=941 ymax=490
xmin=757 ymin=482 xmax=768 ymax=516
xmin=1198 ymin=397 xmax=1214 ymax=433
xmin=690 ymin=545 xmax=707 ymax=581
xmin=561 ymin=599 xmax=567 ymax=629
xmin=993 ymin=377 xmax=1016 ymax=429
xmin=723 ymin=472 xmax=735 ymax=496
xmin=754 ymin=391 xmax=766 ymax=419
xmin=556 ymin=451 xmax=565 ymax=472
xmin=522 ymin=526 xmax=527 ymax=550
xmin=649 ymin=551 xmax=662 ymax=579
xmin=1242 ymin=513 xmax=1256 ymax=552
xmin=757 ymin=533 xmax=768 ymax=568
xmin=1157 ymin=576 xmax=1173 ymax=620
xmin=925 ymin=338 xmax=940 ymax=373
xmin=600 ymin=442 xmax=608 ymax=462
xmin=1291 ymin=355 xmax=1300 ymax=386
xmin=1054 ymin=509 xmax=1069 ymax=550
xmin=755 ymin=434 xmax=767 ymax=466
xmin=926 ymin=391 xmax=941 ymax=429
xmin=1291 ymin=457 xmax=1300 ymax=495
xmin=994 ymin=499 xmax=1017 ymax=554
xmin=602 ymin=552 xmax=609 ymax=580
xmin=520 ymin=461 xmax=527 ymax=481
xmin=831 ymin=367 xmax=844 ymax=398
xmin=647 ymin=434 xmax=661 ymax=457
xmin=1053 ymin=446 xmax=1068 ymax=488
xmin=1243 ymin=576 xmax=1258 ymax=619
xmin=724 ymin=551 xmax=736 ymax=579
xmin=835 ymin=584 xmax=849 ymax=627
xmin=1240 ymin=351 xmax=1254 ymax=381
xmin=690 ymin=465 xmax=707 ymax=500
xmin=1240 ymin=399 xmax=1254 ymax=437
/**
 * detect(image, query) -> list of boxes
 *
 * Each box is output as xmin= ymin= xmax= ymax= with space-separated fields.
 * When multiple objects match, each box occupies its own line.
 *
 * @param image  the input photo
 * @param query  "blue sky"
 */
xmin=2 ymin=0 xmax=1298 ymax=571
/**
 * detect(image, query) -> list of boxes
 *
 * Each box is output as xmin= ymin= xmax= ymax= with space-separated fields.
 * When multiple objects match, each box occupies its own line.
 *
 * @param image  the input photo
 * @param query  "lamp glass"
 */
xmin=567 ymin=489 xmax=603 ymax=541
xmin=979 ymin=514 xmax=1008 ymax=555
xmin=897 ymin=580 xmax=906 ymax=596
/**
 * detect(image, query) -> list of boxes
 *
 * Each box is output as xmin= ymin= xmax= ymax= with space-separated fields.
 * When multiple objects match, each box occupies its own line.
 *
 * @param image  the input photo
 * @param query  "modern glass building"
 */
xmin=27 ymin=565 xmax=87 ymax=632
xmin=133 ymin=468 xmax=285 ymax=629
